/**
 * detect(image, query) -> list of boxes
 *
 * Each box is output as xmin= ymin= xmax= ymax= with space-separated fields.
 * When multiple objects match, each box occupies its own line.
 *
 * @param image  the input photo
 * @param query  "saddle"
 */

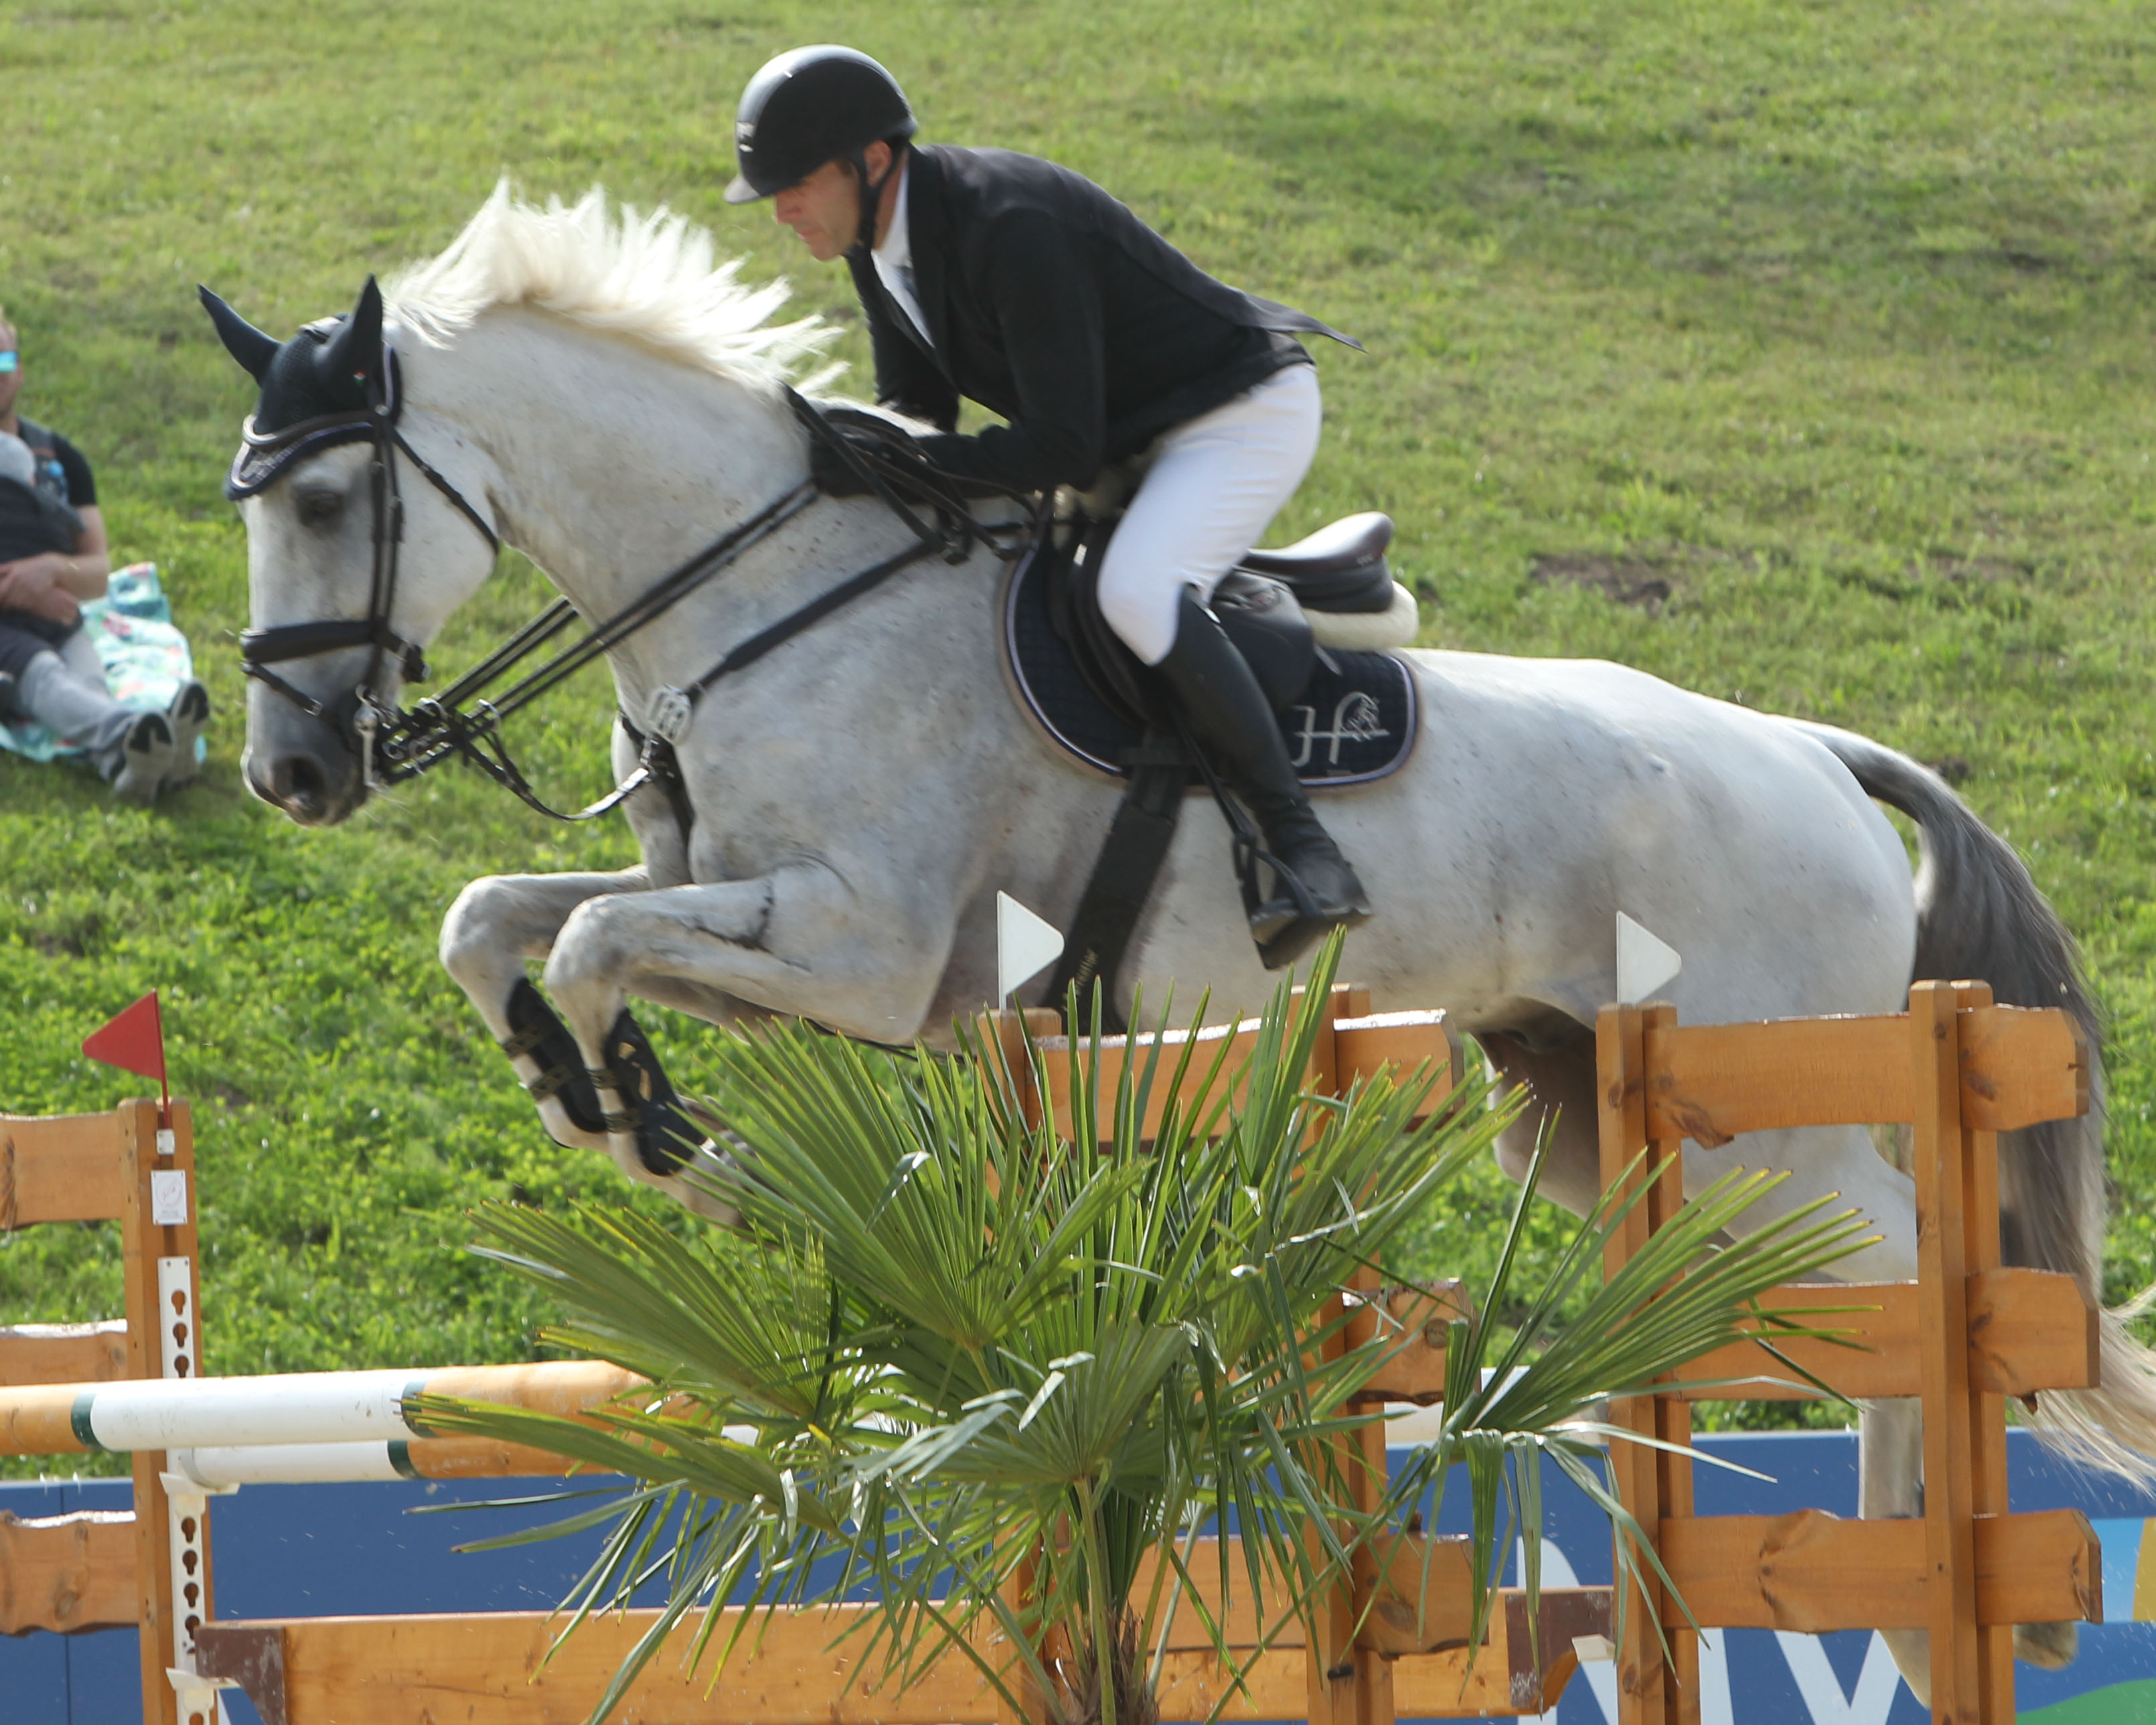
xmin=1004 ymin=493 xmax=1420 ymax=1026
xmin=1007 ymin=504 xmax=1419 ymax=788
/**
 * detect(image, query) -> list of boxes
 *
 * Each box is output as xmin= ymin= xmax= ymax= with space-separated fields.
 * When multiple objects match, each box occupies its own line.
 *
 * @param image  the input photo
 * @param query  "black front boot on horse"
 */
xmin=499 ymin=977 xmax=608 ymax=1140
xmin=592 ymin=1007 xmax=703 ymax=1177
xmin=1154 ymin=588 xmax=1372 ymax=968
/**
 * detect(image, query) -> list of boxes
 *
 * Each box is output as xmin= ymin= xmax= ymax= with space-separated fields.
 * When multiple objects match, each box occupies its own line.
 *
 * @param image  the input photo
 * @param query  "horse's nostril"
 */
xmin=271 ymin=754 xmax=328 ymax=814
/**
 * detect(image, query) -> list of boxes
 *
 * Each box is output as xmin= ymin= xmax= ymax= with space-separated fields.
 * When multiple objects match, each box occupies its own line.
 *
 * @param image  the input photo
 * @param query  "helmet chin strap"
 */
xmin=847 ymin=146 xmax=895 ymax=255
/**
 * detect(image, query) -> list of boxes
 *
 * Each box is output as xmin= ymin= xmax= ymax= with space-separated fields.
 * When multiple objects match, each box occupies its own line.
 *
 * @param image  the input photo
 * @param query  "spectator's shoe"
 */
xmin=161 ymin=680 xmax=210 ymax=790
xmin=108 ymin=712 xmax=177 ymax=805
xmin=0 ymin=672 xmax=17 ymax=723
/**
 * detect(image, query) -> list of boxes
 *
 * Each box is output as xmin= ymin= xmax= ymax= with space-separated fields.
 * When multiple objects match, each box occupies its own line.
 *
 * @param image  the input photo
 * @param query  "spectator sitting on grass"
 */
xmin=0 ymin=306 xmax=206 ymax=802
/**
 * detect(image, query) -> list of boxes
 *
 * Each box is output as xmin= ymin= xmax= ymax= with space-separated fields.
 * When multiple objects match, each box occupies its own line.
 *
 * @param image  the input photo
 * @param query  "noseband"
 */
xmin=232 ymin=335 xmax=1022 ymax=824
xmin=229 ymin=346 xmax=500 ymax=724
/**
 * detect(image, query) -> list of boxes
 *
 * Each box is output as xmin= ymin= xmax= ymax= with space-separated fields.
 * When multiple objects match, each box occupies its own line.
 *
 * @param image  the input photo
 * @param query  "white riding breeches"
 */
xmin=1095 ymin=362 xmax=1323 ymax=666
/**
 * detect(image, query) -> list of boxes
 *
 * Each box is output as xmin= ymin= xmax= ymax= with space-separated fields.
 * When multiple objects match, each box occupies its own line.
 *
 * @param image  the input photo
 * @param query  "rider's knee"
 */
xmin=1093 ymin=565 xmax=1186 ymax=666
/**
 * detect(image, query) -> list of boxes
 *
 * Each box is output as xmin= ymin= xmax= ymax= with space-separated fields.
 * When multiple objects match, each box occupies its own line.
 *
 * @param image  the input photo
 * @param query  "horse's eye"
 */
xmin=296 ymin=489 xmax=343 ymax=527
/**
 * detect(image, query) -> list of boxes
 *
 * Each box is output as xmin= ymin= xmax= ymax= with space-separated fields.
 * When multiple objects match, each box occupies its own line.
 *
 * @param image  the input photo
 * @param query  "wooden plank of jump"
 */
xmin=1640 ymin=1004 xmax=2084 ymax=1146
xmin=1642 ymin=1003 xmax=1699 ymax=1725
xmin=1014 ymin=992 xmax=1457 ymax=1144
xmin=1910 ymin=982 xmax=1984 ymax=1723
xmin=1657 ymin=1267 xmax=2098 ymax=1402
xmin=1349 ymin=1279 xmax=1472 ymax=1404
xmin=1330 ymin=1011 xmax=1464 ymax=1117
xmin=1131 ymin=1260 xmax=2098 ymax=1418
xmin=121 ymin=1098 xmax=197 ymax=1725
xmin=1954 ymin=980 xmax=2016 ymax=1718
xmin=0 ymin=1507 xmax=137 ymax=1634
xmin=0 ymin=1107 xmax=133 ymax=1228
xmin=195 ymin=1585 xmax=1611 ymax=1725
xmin=1596 ymin=1000 xmax=1681 ymax=1725
xmin=1655 ymin=1507 xmax=2100 ymax=1631
xmin=0 ymin=1320 xmax=131 ymax=1386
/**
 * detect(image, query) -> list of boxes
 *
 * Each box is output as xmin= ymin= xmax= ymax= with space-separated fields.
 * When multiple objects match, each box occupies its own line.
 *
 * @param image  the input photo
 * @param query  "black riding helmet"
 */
xmin=725 ymin=46 xmax=916 ymax=249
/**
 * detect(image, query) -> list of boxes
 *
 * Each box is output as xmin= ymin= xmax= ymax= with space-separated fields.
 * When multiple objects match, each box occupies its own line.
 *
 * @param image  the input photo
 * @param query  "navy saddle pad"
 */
xmin=1002 ymin=542 xmax=1417 ymax=786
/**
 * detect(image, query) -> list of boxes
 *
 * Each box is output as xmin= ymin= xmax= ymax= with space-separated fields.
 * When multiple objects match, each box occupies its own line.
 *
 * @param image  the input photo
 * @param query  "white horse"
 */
xmin=209 ymin=186 xmax=2153 ymax=1696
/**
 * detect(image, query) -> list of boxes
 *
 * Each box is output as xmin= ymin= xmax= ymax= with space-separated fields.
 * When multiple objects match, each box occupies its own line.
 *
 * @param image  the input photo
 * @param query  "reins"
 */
xmin=234 ymin=335 xmax=1028 ymax=825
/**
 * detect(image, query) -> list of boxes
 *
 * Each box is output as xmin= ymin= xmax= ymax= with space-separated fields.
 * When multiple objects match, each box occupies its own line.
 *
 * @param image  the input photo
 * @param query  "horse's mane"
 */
xmin=386 ymin=180 xmax=838 ymax=386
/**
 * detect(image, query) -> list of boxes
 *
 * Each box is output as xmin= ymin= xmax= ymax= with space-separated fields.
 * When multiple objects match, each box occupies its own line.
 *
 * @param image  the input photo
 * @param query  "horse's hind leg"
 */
xmin=1482 ymin=1029 xmax=1604 ymax=1218
xmin=1862 ymin=1396 xmax=2078 ymax=1698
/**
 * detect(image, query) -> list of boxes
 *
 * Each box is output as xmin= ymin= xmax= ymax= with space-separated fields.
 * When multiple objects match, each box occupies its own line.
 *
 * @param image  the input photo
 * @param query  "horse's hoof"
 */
xmin=499 ymin=978 xmax=607 ymax=1138
xmin=674 ymin=1136 xmax=749 ymax=1229
xmin=2015 ymin=1621 xmax=2078 ymax=1670
xmin=595 ymin=1006 xmax=699 ymax=1175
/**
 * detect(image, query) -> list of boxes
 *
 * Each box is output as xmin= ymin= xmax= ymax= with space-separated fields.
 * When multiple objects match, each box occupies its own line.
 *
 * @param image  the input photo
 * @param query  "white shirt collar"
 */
xmin=870 ymin=157 xmax=930 ymax=346
xmin=872 ymin=155 xmax=913 ymax=273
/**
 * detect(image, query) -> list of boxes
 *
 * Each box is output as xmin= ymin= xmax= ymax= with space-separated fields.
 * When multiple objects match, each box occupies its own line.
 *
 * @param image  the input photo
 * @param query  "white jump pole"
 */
xmin=0 ymin=1360 xmax=643 ymax=1460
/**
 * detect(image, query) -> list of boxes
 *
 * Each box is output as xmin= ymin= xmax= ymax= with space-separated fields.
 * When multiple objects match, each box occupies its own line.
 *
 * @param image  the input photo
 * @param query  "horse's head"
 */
xmin=202 ymin=276 xmax=499 ymax=825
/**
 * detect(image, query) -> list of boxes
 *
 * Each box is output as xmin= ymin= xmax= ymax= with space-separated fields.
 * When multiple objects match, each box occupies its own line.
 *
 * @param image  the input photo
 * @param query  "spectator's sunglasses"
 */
xmin=0 ymin=352 xmax=17 ymax=372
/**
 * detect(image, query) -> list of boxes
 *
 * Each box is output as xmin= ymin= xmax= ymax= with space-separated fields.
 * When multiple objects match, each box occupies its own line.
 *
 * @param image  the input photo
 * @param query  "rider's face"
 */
xmin=772 ymin=158 xmax=862 ymax=262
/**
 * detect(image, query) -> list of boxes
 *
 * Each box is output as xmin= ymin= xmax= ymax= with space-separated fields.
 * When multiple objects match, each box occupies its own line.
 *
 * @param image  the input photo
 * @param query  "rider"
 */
xmin=726 ymin=45 xmax=1371 ymax=965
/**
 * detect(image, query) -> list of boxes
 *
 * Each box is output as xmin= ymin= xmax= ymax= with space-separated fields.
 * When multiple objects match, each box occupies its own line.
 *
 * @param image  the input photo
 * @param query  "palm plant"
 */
xmin=418 ymin=938 xmax=1873 ymax=1725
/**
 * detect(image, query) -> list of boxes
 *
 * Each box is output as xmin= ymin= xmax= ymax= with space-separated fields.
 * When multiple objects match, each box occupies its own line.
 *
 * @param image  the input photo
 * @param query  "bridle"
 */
xmin=232 ymin=332 xmax=1025 ymax=824
xmin=231 ymin=346 xmax=499 ymax=722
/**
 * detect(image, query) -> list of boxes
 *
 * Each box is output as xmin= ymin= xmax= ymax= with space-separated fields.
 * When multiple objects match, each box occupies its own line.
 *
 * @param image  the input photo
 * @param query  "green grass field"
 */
xmin=3 ymin=0 xmax=2154 ymax=1446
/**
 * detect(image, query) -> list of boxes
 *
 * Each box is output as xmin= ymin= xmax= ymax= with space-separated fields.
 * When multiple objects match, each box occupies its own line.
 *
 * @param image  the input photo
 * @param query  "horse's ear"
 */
xmin=197 ymin=285 xmax=279 ymax=381
xmin=322 ymin=275 xmax=385 ymax=391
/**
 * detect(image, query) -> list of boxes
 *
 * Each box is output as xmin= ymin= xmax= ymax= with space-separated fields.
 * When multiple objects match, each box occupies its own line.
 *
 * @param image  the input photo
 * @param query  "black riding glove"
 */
xmin=810 ymin=420 xmax=935 ymax=496
xmin=809 ymin=427 xmax=894 ymax=498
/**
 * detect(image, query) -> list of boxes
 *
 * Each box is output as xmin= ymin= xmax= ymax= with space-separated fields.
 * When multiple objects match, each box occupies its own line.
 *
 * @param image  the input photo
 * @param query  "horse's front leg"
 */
xmin=542 ymin=859 xmax=948 ymax=1211
xmin=439 ymin=863 xmax=656 ymax=1154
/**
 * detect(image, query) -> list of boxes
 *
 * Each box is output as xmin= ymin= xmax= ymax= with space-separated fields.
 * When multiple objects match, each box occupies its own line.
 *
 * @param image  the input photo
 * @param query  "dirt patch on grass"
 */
xmin=1920 ymin=553 xmax=2029 ymax=586
xmin=1529 ymin=552 xmax=1675 ymax=615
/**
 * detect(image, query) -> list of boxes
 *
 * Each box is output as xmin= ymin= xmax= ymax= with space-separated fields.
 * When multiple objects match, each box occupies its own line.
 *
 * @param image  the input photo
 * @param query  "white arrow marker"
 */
xmin=996 ymin=892 xmax=1065 ymax=1006
xmin=1616 ymin=913 xmax=1682 ymax=1005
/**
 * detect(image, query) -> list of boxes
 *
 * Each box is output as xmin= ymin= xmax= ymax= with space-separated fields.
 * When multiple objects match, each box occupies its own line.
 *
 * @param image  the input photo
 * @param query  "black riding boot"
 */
xmin=1154 ymin=590 xmax=1372 ymax=968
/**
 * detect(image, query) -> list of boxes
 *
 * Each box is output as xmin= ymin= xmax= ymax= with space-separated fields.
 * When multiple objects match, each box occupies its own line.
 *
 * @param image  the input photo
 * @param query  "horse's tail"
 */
xmin=1791 ymin=719 xmax=2156 ymax=1485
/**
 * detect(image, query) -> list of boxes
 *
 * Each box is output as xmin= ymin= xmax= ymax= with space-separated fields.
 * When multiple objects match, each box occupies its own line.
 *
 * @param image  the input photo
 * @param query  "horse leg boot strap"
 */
xmin=499 ymin=978 xmax=609 ymax=1138
xmin=1154 ymin=587 xmax=1371 ymax=968
xmin=588 ymin=1006 xmax=702 ymax=1177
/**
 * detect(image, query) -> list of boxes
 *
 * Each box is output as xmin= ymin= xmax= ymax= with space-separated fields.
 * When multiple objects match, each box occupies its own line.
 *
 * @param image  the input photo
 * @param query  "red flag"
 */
xmin=84 ymin=992 xmax=169 ymax=1117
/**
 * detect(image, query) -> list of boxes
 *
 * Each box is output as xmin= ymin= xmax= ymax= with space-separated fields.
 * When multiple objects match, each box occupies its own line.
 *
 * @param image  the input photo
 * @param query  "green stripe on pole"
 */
xmin=400 ymin=1375 xmax=430 ymax=1436
xmin=70 ymin=1392 xmax=102 ymax=1452
xmin=388 ymin=1440 xmax=420 ymax=1480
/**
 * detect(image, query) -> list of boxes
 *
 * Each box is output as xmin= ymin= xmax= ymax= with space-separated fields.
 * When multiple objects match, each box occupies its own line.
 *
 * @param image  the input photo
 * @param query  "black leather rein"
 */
xmin=234 ymin=339 xmax=1010 ymax=825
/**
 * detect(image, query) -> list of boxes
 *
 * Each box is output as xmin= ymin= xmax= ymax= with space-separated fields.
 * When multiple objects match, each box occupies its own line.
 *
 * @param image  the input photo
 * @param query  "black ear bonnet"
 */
xmin=199 ymin=276 xmax=396 ymax=499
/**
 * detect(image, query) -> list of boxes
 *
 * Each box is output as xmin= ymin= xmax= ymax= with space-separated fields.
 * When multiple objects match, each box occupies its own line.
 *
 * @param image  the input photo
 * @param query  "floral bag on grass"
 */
xmin=0 ymin=563 xmax=205 ymax=765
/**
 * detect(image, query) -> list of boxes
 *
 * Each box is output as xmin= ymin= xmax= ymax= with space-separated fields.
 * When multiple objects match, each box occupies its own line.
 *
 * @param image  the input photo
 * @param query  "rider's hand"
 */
xmin=0 ymin=556 xmax=81 ymax=626
xmin=807 ymin=428 xmax=886 ymax=498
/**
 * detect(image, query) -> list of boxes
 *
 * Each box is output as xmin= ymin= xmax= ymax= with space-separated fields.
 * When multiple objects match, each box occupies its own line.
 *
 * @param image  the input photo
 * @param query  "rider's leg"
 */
xmin=1094 ymin=362 xmax=1369 ymax=965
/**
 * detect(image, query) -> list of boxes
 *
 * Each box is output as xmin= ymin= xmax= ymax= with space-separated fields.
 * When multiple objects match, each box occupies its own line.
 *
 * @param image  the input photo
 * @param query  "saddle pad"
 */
xmin=1002 ymin=541 xmax=1417 ymax=785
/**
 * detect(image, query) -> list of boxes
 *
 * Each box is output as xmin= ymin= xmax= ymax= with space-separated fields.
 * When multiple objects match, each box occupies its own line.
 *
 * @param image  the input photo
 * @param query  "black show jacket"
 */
xmin=844 ymin=145 xmax=1355 ymax=494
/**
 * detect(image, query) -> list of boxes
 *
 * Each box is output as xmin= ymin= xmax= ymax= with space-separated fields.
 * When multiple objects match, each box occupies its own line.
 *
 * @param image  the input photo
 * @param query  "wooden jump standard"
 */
xmin=1596 ymin=980 xmax=2105 ymax=1725
xmin=5 ymin=993 xmax=1609 ymax=1725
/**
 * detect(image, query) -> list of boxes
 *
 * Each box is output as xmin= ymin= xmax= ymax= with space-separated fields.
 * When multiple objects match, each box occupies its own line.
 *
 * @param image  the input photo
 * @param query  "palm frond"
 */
xmin=431 ymin=934 xmax=1874 ymax=1725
